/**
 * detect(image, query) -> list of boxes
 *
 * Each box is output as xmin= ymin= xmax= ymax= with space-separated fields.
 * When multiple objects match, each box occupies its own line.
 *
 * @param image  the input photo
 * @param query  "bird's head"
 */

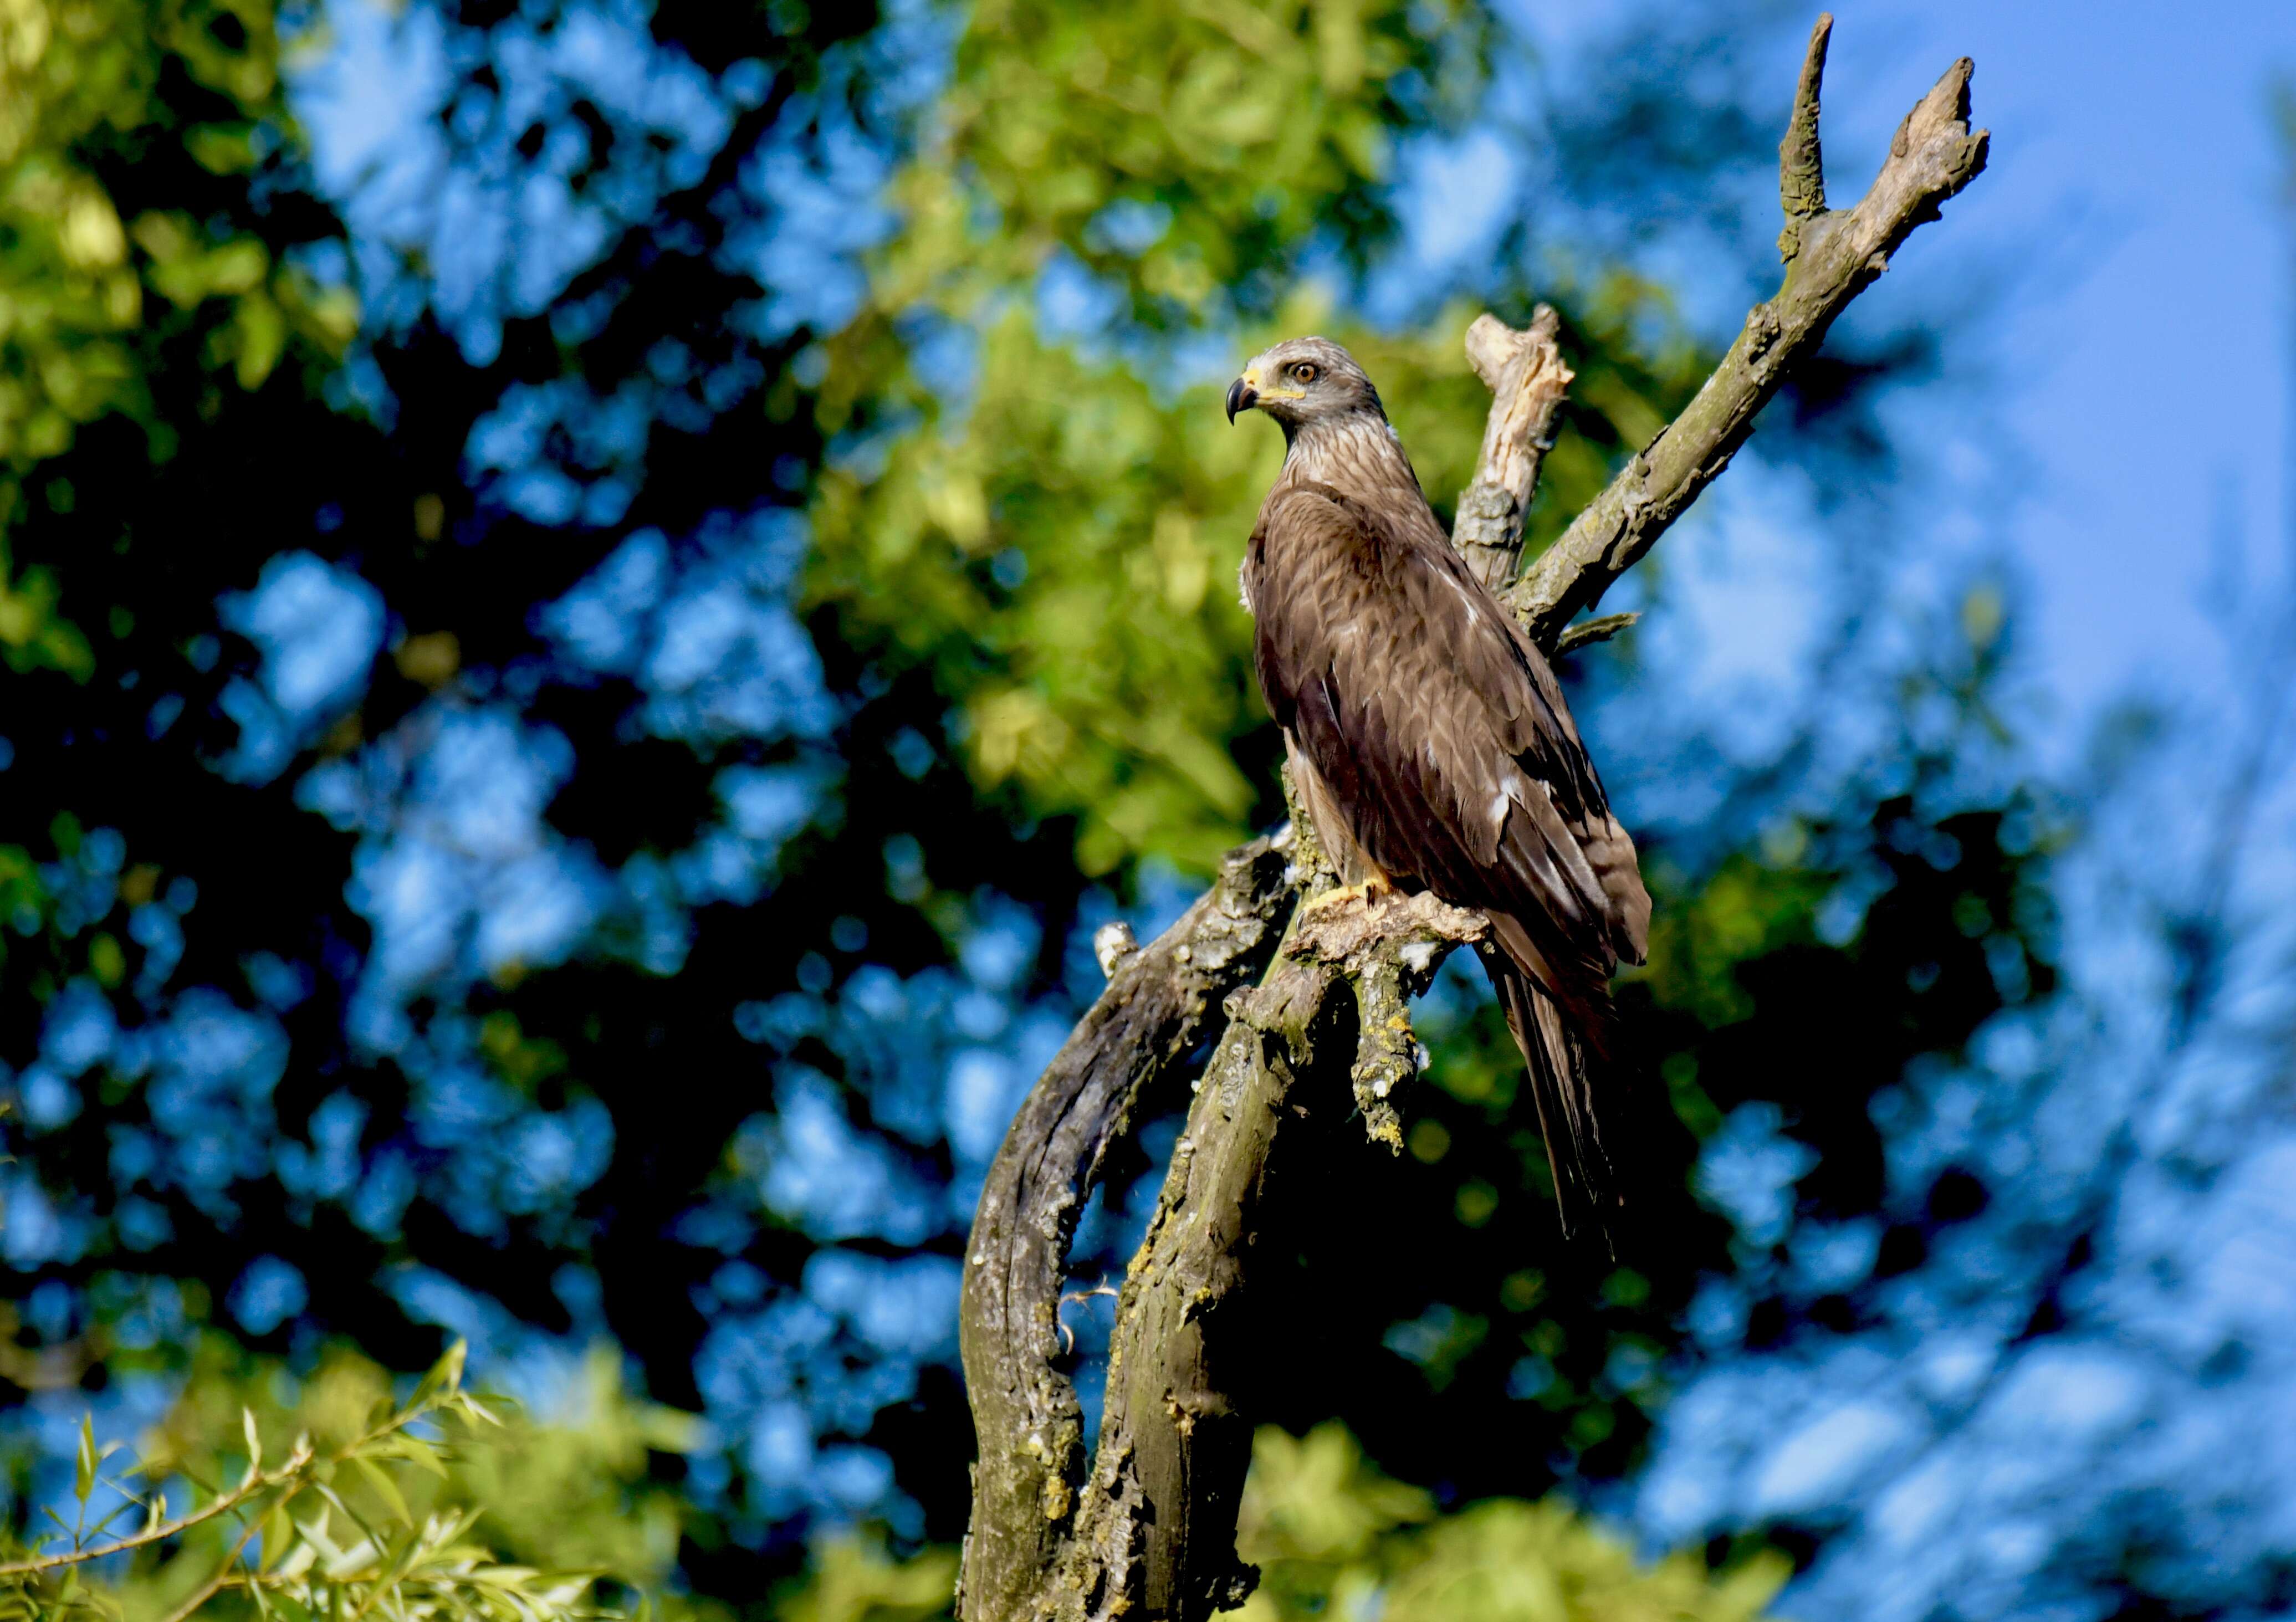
xmin=1225 ymin=337 xmax=1385 ymax=434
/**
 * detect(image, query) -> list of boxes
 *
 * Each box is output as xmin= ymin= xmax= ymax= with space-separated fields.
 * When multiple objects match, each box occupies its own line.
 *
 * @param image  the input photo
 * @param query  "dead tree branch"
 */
xmin=957 ymin=835 xmax=1293 ymax=1622
xmin=956 ymin=19 xmax=1987 ymax=1618
xmin=1057 ymin=888 xmax=1487 ymax=1621
xmin=1507 ymin=13 xmax=1988 ymax=651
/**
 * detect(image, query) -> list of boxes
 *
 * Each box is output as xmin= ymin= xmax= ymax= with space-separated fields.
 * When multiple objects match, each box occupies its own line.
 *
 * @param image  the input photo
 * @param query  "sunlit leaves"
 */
xmin=810 ymin=286 xmax=1698 ymax=874
xmin=0 ymin=534 xmax=91 ymax=675
xmin=797 ymin=0 xmax=1501 ymax=878
xmin=1637 ymin=852 xmax=1827 ymax=1031
xmin=920 ymin=0 xmax=1484 ymax=328
xmin=0 ymin=0 xmax=351 ymax=455
xmin=1236 ymin=1423 xmax=1786 ymax=1622
xmin=0 ymin=1340 xmax=636 ymax=1621
xmin=807 ymin=0 xmax=1707 ymax=878
xmin=0 ymin=0 xmax=360 ymax=683
xmin=772 ymin=1532 xmax=957 ymax=1622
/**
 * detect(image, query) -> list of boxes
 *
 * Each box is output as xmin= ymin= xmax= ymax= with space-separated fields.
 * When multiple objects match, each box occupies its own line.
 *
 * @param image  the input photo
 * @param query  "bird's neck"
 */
xmin=1282 ymin=411 xmax=1424 ymax=499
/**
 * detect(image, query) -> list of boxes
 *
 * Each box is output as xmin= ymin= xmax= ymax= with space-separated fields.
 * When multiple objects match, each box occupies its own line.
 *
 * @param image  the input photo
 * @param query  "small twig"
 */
xmin=157 ymin=1508 xmax=269 ymax=1622
xmin=0 ymin=1437 xmax=316 ymax=1577
xmin=1054 ymin=1283 xmax=1119 ymax=1356
xmin=1553 ymin=611 xmax=1640 ymax=658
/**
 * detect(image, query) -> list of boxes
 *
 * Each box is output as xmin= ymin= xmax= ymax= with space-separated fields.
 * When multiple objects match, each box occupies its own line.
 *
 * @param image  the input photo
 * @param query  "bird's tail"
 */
xmin=1488 ymin=955 xmax=1626 ymax=1249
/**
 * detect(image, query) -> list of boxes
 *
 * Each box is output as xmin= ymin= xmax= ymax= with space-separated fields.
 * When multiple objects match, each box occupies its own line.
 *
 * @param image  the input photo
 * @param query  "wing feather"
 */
xmin=1249 ymin=482 xmax=1649 ymax=984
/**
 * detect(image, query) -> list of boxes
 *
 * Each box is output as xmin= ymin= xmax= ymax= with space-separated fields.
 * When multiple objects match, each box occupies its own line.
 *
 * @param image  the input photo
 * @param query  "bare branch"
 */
xmin=1507 ymin=28 xmax=1987 ymax=650
xmin=1452 ymin=308 xmax=1574 ymax=590
xmin=0 ymin=1439 xmax=315 ymax=1578
xmin=957 ymin=835 xmax=1293 ymax=1622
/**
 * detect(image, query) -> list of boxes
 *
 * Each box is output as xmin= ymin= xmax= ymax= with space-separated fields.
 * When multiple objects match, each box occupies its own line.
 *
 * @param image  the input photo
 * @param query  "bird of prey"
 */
xmin=1225 ymin=336 xmax=1651 ymax=1237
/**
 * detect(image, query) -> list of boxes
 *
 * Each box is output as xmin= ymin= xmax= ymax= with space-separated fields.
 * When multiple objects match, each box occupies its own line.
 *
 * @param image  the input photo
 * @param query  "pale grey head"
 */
xmin=1224 ymin=336 xmax=1387 ymax=441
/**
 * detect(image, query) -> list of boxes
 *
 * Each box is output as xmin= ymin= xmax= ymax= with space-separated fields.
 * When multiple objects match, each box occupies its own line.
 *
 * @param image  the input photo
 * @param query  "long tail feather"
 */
xmin=1489 ymin=955 xmax=1624 ymax=1249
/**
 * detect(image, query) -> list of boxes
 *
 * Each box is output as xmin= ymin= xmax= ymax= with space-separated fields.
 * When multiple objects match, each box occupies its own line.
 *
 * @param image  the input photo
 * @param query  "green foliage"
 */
xmin=0 ymin=0 xmax=356 ymax=674
xmin=0 ymin=1341 xmax=627 ymax=1619
xmin=0 ymin=843 xmax=49 ymax=976
xmin=1236 ymin=1424 xmax=1787 ymax=1622
xmin=1637 ymin=847 xmax=1829 ymax=1031
xmin=802 ymin=0 xmax=1719 ymax=878
xmin=0 ymin=0 xmax=2055 ymax=1607
xmin=805 ymin=0 xmax=1530 ymax=874
xmin=0 ymin=1368 xmax=1797 ymax=1622
xmin=918 ymin=0 xmax=1486 ymax=327
xmin=771 ymin=1534 xmax=955 ymax=1622
xmin=0 ymin=1337 xmax=833 ymax=1621
xmin=809 ymin=280 xmax=1707 ymax=874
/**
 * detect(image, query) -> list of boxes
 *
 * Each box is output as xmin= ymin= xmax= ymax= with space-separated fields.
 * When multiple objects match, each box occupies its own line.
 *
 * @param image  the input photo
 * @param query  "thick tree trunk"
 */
xmin=958 ymin=836 xmax=1292 ymax=1622
xmin=955 ymin=18 xmax=1987 ymax=1618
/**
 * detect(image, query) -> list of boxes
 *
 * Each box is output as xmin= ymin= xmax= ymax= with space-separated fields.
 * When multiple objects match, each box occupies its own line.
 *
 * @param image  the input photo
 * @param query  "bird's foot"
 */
xmin=1300 ymin=877 xmax=1392 ymax=915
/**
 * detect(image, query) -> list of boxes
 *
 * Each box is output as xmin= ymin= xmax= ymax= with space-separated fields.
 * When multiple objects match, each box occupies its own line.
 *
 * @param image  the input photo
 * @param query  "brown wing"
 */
xmin=1249 ymin=480 xmax=1649 ymax=990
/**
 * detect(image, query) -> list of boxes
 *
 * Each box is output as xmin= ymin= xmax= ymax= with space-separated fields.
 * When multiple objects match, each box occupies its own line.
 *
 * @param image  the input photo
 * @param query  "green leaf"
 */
xmin=350 ymin=1454 xmax=413 ymax=1528
xmin=383 ymin=1431 xmax=450 ymax=1481
xmin=311 ymin=1481 xmax=387 ymax=1560
xmin=410 ymin=1339 xmax=467 ymax=1410
xmin=74 ymin=1416 xmax=94 ymax=1506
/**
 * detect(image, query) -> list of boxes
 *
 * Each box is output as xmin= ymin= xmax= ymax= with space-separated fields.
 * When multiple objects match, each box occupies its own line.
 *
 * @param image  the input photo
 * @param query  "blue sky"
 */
xmin=1397 ymin=0 xmax=2296 ymax=769
xmin=1804 ymin=2 xmax=2294 ymax=730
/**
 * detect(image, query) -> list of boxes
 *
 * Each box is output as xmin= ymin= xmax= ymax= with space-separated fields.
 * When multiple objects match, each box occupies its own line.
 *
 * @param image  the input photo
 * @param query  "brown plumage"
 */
xmin=1226 ymin=336 xmax=1651 ymax=1239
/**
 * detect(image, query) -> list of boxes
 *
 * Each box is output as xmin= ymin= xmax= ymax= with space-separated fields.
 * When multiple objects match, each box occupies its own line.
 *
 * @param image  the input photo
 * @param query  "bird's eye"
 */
xmin=1289 ymin=362 xmax=1318 ymax=385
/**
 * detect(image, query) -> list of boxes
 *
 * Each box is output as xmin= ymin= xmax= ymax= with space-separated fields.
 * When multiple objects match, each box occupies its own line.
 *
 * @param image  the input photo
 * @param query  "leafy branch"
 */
xmin=0 ymin=1341 xmax=612 ymax=1622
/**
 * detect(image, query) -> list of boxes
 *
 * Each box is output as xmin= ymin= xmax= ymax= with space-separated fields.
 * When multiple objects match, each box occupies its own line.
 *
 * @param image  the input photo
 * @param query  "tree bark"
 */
xmin=958 ymin=835 xmax=1293 ymax=1622
xmin=955 ymin=17 xmax=1987 ymax=1618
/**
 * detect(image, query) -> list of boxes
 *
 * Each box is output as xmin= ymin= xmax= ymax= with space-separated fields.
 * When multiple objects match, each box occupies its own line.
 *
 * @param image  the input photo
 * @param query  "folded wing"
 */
xmin=1250 ymin=480 xmax=1650 ymax=1233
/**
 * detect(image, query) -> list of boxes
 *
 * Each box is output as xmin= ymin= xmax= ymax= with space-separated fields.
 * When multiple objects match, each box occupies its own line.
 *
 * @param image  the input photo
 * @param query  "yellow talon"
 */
xmin=1300 ymin=878 xmax=1391 ymax=914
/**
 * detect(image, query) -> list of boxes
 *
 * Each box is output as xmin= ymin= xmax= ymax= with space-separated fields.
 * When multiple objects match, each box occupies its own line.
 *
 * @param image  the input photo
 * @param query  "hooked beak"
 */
xmin=1225 ymin=372 xmax=1258 ymax=424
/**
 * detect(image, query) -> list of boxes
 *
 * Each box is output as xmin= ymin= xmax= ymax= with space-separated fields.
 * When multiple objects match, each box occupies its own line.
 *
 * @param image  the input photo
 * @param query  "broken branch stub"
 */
xmin=1453 ymin=306 xmax=1574 ymax=592
xmin=1777 ymin=13 xmax=1832 ymax=249
xmin=1283 ymin=889 xmax=1489 ymax=1148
